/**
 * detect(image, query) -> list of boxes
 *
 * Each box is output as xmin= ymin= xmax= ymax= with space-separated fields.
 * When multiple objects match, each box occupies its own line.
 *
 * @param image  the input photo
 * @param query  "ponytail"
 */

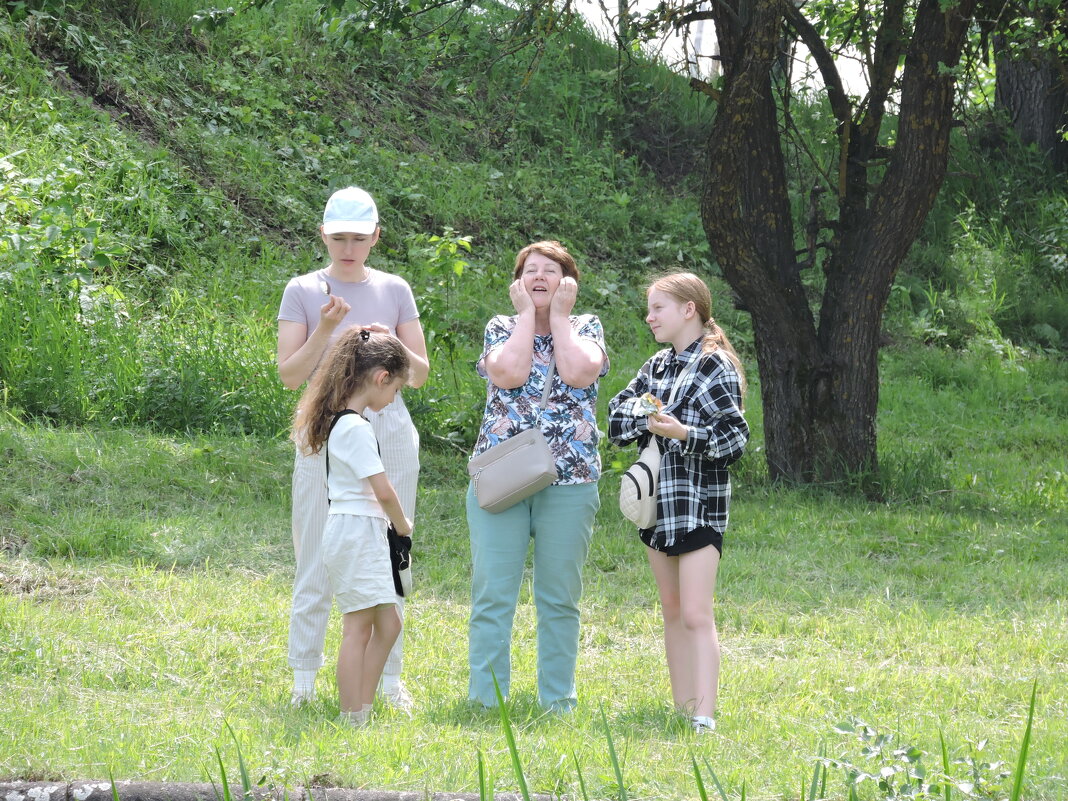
xmin=701 ymin=318 xmax=747 ymax=400
xmin=292 ymin=329 xmax=410 ymax=455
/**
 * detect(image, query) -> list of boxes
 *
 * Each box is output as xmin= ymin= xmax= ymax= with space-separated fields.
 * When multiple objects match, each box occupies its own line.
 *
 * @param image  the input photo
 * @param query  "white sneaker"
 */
xmin=381 ymin=681 xmax=414 ymax=713
xmin=339 ymin=708 xmax=370 ymax=728
xmin=692 ymin=715 xmax=716 ymax=734
xmin=290 ymin=669 xmax=317 ymax=707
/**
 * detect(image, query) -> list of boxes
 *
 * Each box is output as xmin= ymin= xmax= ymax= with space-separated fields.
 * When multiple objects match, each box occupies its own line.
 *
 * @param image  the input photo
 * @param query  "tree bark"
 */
xmin=994 ymin=32 xmax=1068 ymax=172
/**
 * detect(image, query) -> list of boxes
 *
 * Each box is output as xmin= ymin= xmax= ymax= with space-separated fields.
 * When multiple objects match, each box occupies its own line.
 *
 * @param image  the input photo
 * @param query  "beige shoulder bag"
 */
xmin=467 ymin=358 xmax=558 ymax=514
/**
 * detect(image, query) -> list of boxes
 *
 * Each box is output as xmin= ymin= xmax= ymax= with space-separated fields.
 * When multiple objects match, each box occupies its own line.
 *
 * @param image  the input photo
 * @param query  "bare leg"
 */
xmin=337 ymin=609 xmax=374 ymax=714
xmin=646 ymin=547 xmax=694 ymax=713
xmin=359 ymin=604 xmax=402 ymax=706
xmin=678 ymin=545 xmax=721 ymax=718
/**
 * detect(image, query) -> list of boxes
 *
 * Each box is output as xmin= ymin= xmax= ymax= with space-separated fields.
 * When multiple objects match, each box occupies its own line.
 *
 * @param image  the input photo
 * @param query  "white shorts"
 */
xmin=321 ymin=513 xmax=397 ymax=615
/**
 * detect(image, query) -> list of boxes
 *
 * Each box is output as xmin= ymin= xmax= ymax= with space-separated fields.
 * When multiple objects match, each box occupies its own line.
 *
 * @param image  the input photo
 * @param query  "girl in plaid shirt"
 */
xmin=608 ymin=273 xmax=748 ymax=734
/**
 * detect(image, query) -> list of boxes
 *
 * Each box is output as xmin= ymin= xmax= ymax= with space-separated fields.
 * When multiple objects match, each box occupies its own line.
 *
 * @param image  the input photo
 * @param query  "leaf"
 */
xmin=938 ymin=729 xmax=951 ymax=801
xmin=600 ymin=705 xmax=627 ymax=801
xmin=690 ymin=756 xmax=709 ymax=801
xmin=491 ymin=669 xmax=530 ymax=801
xmin=572 ymin=752 xmax=590 ymax=801
xmin=1009 ymin=680 xmax=1038 ymax=801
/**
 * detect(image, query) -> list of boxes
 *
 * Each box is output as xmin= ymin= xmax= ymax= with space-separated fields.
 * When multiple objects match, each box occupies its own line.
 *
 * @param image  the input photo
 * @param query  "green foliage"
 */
xmin=491 ymin=670 xmax=531 ymax=801
xmin=820 ymin=715 xmax=1042 ymax=801
xmin=824 ymin=719 xmax=944 ymax=798
xmin=0 ymin=0 xmax=1064 ymax=479
xmin=0 ymin=0 xmax=717 ymax=444
xmin=398 ymin=229 xmax=487 ymax=446
xmin=891 ymin=122 xmax=1068 ymax=352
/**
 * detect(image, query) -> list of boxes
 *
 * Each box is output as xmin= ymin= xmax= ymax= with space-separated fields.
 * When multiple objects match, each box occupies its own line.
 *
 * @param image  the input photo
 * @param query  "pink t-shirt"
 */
xmin=277 ymin=266 xmax=419 ymax=344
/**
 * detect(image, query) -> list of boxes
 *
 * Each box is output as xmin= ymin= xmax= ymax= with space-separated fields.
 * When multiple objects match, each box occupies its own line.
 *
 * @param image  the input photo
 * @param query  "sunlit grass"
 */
xmin=1 ymin=423 xmax=1064 ymax=798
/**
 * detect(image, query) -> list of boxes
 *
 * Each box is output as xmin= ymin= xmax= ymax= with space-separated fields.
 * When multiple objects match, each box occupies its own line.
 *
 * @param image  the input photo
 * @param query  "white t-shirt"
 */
xmin=326 ymin=413 xmax=387 ymax=519
xmin=277 ymin=266 xmax=419 ymax=345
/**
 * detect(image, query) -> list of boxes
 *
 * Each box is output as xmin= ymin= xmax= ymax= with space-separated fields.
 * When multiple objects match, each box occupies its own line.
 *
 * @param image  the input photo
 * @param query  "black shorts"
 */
xmin=641 ymin=525 xmax=722 ymax=556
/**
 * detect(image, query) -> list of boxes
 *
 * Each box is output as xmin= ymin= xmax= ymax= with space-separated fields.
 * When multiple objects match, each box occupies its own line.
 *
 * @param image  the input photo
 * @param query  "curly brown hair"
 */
xmin=292 ymin=329 xmax=410 ymax=455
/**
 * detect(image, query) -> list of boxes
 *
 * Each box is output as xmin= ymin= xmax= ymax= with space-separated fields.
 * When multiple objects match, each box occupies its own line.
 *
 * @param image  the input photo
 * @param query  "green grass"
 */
xmin=1 ymin=346 xmax=1065 ymax=798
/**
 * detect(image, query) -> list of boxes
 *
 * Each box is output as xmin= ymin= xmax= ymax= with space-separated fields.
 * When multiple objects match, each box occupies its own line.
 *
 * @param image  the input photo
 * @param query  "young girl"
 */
xmin=292 ymin=328 xmax=414 ymax=726
xmin=608 ymin=273 xmax=748 ymax=734
xmin=278 ymin=186 xmax=428 ymax=709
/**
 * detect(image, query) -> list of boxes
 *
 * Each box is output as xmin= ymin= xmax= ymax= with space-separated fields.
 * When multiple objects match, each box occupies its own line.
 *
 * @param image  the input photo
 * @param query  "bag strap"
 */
xmin=664 ymin=356 xmax=701 ymax=409
xmin=484 ymin=356 xmax=557 ymax=410
xmin=324 ymin=409 xmax=363 ymax=498
xmin=539 ymin=357 xmax=557 ymax=410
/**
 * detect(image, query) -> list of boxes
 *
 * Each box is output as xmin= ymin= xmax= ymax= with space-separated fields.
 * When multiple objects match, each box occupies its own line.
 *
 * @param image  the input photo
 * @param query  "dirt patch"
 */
xmin=0 ymin=562 xmax=104 ymax=601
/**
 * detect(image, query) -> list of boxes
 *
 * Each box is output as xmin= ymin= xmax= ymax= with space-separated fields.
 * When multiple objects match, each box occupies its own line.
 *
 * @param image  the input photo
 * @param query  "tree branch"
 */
xmin=859 ymin=0 xmax=907 ymax=131
xmin=674 ymin=10 xmax=716 ymax=30
xmin=782 ymin=2 xmax=851 ymax=126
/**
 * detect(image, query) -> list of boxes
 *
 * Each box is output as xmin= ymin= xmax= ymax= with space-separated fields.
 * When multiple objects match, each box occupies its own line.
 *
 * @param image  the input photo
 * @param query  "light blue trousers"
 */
xmin=466 ymin=481 xmax=600 ymax=710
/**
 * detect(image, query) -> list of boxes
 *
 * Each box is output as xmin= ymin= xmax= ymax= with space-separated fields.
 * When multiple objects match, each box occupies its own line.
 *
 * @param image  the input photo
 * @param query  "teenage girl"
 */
xmin=278 ymin=186 xmax=429 ymax=708
xmin=607 ymin=272 xmax=748 ymax=734
xmin=292 ymin=329 xmax=413 ymax=726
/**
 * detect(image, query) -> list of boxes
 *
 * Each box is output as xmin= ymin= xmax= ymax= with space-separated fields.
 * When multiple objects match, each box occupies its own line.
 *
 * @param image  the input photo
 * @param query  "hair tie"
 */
xmin=360 ymin=329 xmax=370 ymax=341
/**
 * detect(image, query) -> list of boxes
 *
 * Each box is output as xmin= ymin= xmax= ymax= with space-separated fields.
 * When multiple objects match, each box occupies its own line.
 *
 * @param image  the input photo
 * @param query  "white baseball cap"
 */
xmin=322 ymin=186 xmax=379 ymax=235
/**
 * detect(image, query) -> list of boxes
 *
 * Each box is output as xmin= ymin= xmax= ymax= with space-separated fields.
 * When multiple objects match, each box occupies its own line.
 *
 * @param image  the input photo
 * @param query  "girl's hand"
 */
xmin=550 ymin=276 xmax=578 ymax=317
xmin=361 ymin=323 xmax=390 ymax=335
xmin=395 ymin=517 xmax=413 ymax=537
xmin=648 ymin=411 xmax=689 ymax=441
xmin=319 ymin=295 xmax=351 ymax=331
xmin=509 ymin=279 xmax=535 ymax=315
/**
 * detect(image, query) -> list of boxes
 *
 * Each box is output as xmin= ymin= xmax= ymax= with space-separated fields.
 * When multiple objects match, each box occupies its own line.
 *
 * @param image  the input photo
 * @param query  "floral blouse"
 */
xmin=472 ymin=314 xmax=609 ymax=485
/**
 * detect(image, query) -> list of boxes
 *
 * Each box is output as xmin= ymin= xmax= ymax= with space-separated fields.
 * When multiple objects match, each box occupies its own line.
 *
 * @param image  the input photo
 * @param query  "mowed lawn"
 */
xmin=1 ymin=369 xmax=1066 ymax=800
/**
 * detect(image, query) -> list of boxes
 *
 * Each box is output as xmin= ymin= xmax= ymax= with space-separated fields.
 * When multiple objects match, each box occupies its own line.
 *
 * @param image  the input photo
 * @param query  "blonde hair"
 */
xmin=292 ymin=329 xmax=410 ymax=455
xmin=648 ymin=272 xmax=747 ymax=398
xmin=513 ymin=240 xmax=580 ymax=281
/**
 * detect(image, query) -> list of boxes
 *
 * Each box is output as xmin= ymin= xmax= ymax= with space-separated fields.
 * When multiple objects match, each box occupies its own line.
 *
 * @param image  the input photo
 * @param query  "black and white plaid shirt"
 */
xmin=608 ymin=339 xmax=748 ymax=547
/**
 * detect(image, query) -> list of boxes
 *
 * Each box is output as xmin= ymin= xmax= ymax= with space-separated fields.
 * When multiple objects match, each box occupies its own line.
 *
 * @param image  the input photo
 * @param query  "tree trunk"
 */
xmin=702 ymin=0 xmax=823 ymax=482
xmin=701 ymin=0 xmax=977 ymax=484
xmin=994 ymin=34 xmax=1068 ymax=171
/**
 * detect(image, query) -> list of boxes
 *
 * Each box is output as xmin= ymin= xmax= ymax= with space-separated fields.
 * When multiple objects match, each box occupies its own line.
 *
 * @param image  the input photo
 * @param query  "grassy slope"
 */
xmin=1 ymin=0 xmax=717 ymax=440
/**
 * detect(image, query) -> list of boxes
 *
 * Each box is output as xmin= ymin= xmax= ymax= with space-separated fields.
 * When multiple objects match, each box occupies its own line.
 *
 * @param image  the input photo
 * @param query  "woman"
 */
xmin=466 ymin=240 xmax=609 ymax=712
xmin=277 ymin=186 xmax=429 ymax=710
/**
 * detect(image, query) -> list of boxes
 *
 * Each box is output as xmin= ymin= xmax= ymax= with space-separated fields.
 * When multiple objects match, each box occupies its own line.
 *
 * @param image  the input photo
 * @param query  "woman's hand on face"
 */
xmin=509 ymin=279 xmax=535 ymax=315
xmin=647 ymin=411 xmax=689 ymax=441
xmin=319 ymin=295 xmax=351 ymax=331
xmin=550 ymin=276 xmax=578 ymax=317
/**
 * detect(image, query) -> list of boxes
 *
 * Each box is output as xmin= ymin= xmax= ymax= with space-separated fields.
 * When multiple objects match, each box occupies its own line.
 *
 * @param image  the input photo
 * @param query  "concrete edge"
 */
xmin=0 ymin=782 xmax=557 ymax=801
